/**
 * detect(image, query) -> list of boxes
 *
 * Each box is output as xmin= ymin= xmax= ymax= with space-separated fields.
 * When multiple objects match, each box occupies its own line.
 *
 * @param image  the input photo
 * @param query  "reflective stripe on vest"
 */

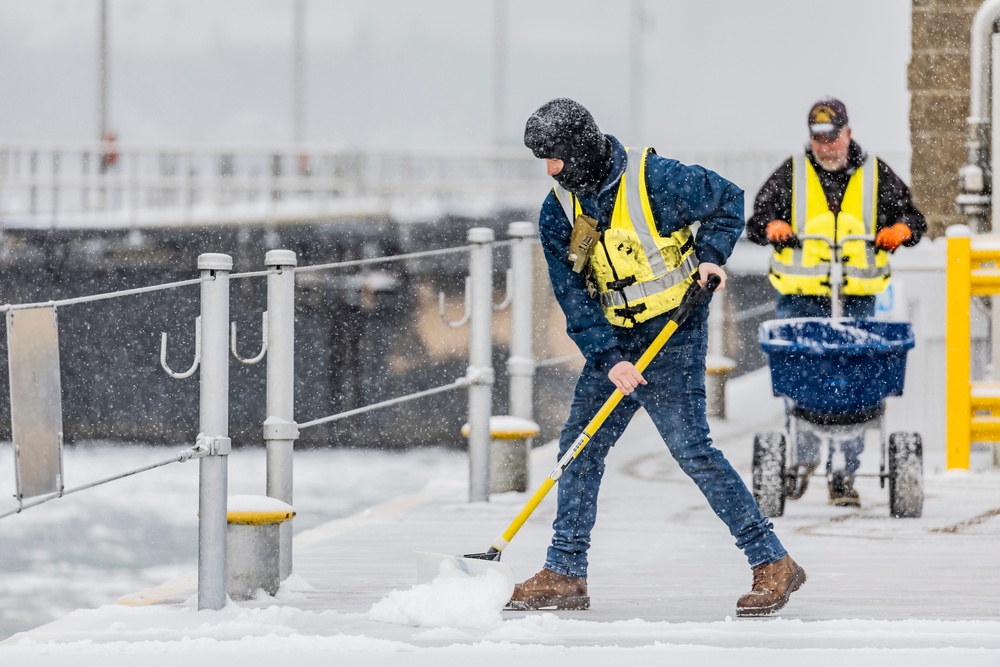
xmin=597 ymin=249 xmax=698 ymax=308
xmin=554 ymin=188 xmax=575 ymax=227
xmin=553 ymin=147 xmax=697 ymax=327
xmin=769 ymin=154 xmax=889 ymax=296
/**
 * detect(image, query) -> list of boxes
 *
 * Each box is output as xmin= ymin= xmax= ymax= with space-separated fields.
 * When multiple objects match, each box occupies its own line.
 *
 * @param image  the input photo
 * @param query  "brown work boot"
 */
xmin=504 ymin=567 xmax=589 ymax=611
xmin=735 ymin=555 xmax=807 ymax=617
xmin=828 ymin=471 xmax=861 ymax=507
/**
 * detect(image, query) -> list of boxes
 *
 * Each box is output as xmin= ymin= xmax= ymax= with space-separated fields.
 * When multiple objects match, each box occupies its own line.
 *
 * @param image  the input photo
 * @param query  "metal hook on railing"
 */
xmin=438 ymin=277 xmax=471 ymax=328
xmin=160 ymin=316 xmax=201 ymax=379
xmin=231 ymin=311 xmax=268 ymax=365
xmin=493 ymin=267 xmax=514 ymax=311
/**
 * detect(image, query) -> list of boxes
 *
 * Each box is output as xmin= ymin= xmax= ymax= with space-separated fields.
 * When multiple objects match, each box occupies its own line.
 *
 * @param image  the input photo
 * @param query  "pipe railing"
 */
xmin=0 ymin=223 xmax=582 ymax=607
xmin=282 ymin=229 xmax=520 ymax=503
xmin=1 ymin=143 xmax=822 ymax=229
xmin=943 ymin=224 xmax=1000 ymax=470
xmin=957 ymin=0 xmax=1000 ymax=230
xmin=1 ymin=217 xmax=770 ymax=610
xmin=0 ymin=143 xmax=548 ymax=226
xmin=0 ymin=445 xmax=205 ymax=520
xmin=0 ymin=254 xmax=235 ymax=610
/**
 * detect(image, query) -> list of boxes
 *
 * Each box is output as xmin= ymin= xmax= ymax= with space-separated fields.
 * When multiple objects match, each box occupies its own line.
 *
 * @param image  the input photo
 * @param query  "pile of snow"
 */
xmin=368 ymin=560 xmax=510 ymax=629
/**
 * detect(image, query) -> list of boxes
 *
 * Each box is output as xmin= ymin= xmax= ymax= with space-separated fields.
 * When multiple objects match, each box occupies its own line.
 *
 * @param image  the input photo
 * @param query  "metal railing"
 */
xmin=1 ymin=258 xmax=233 ymax=609
xmin=0 ymin=142 xmax=548 ymax=227
xmin=1 ymin=142 xmax=908 ymax=228
xmin=0 ymin=222 xmax=547 ymax=611
xmin=0 ymin=273 xmax=219 ymax=523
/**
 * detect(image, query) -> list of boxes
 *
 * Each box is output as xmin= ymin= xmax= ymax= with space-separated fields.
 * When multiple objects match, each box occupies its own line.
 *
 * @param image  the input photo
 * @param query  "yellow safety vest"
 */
xmin=553 ymin=147 xmax=698 ymax=327
xmin=768 ymin=154 xmax=890 ymax=297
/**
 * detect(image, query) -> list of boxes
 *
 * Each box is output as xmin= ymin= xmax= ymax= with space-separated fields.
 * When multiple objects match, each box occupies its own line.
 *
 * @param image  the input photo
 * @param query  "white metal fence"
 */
xmin=0 ymin=143 xmax=546 ymax=228
xmin=0 ymin=142 xmax=908 ymax=228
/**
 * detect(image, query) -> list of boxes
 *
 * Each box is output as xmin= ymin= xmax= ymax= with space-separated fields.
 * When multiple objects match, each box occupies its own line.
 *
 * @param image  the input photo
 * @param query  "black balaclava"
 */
xmin=523 ymin=98 xmax=612 ymax=195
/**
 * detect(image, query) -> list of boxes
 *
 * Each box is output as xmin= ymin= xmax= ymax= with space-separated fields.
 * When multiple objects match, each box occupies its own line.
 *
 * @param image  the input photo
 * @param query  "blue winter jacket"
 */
xmin=538 ymin=135 xmax=745 ymax=369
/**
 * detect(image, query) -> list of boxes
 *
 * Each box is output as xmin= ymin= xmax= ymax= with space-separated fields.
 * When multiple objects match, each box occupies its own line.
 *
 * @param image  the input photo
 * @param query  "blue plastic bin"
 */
xmin=759 ymin=318 xmax=914 ymax=417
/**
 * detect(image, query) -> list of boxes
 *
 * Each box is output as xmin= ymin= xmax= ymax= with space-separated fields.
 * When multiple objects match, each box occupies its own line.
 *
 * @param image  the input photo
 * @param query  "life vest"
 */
xmin=553 ymin=147 xmax=698 ymax=328
xmin=768 ymin=154 xmax=890 ymax=297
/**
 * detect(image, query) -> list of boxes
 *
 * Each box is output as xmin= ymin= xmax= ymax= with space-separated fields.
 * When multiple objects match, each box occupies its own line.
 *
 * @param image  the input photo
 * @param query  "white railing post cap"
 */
xmin=263 ymin=416 xmax=300 ymax=441
xmin=265 ymin=249 xmax=297 ymax=268
xmin=198 ymin=253 xmax=234 ymax=271
xmin=507 ymin=221 xmax=536 ymax=238
xmin=468 ymin=227 xmax=495 ymax=244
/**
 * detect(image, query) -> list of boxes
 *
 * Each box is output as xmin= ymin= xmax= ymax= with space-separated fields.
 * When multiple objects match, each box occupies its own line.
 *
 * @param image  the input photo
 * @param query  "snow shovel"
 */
xmin=415 ymin=274 xmax=722 ymax=589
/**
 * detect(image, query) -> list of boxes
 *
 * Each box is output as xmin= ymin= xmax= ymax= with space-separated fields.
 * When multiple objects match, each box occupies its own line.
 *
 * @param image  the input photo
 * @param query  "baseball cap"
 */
xmin=808 ymin=98 xmax=849 ymax=142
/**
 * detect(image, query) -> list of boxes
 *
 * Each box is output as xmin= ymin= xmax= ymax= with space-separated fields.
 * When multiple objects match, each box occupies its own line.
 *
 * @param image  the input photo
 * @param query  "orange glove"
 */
xmin=875 ymin=222 xmax=912 ymax=253
xmin=765 ymin=220 xmax=800 ymax=250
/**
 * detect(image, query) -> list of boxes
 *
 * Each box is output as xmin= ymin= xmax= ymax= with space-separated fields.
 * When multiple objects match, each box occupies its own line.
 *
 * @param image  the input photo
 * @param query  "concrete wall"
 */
xmin=910 ymin=0 xmax=981 ymax=237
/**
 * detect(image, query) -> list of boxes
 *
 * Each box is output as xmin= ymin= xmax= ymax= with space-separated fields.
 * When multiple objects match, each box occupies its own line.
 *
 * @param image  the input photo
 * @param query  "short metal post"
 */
xmin=264 ymin=249 xmax=299 ymax=580
xmin=197 ymin=253 xmax=233 ymax=610
xmin=467 ymin=227 xmax=495 ymax=502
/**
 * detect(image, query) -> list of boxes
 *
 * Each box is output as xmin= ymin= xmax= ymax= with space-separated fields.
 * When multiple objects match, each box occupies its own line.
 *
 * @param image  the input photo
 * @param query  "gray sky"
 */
xmin=0 ymin=0 xmax=912 ymax=155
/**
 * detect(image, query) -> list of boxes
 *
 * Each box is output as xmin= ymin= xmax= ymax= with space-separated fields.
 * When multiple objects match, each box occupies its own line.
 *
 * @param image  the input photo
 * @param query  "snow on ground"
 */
xmin=1 ymin=368 xmax=998 ymax=666
xmin=0 ymin=445 xmax=466 ymax=639
xmin=2 ymin=595 xmax=997 ymax=667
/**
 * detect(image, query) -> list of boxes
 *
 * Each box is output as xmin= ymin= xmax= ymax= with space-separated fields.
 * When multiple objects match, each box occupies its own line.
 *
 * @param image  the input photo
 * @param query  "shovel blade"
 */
xmin=414 ymin=551 xmax=516 ymax=598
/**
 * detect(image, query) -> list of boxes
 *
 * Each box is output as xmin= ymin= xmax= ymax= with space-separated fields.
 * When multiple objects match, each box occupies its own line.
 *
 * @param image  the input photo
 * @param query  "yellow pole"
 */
xmin=945 ymin=228 xmax=972 ymax=470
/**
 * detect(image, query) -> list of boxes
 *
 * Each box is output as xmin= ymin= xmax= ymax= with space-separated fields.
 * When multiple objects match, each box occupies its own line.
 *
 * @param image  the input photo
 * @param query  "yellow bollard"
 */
xmin=946 ymin=227 xmax=972 ymax=470
xmin=226 ymin=495 xmax=296 ymax=600
xmin=461 ymin=416 xmax=540 ymax=493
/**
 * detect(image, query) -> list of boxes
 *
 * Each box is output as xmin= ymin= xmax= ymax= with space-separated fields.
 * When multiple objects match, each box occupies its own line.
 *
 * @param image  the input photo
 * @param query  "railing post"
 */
xmin=197 ymin=252 xmax=233 ymax=610
xmin=467 ymin=227 xmax=495 ymax=502
xmin=946 ymin=226 xmax=971 ymax=471
xmin=507 ymin=221 xmax=535 ymax=422
xmin=263 ymin=249 xmax=299 ymax=581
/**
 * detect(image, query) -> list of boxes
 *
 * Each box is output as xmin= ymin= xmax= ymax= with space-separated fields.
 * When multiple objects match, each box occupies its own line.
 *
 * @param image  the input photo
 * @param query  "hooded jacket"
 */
xmin=538 ymin=135 xmax=745 ymax=369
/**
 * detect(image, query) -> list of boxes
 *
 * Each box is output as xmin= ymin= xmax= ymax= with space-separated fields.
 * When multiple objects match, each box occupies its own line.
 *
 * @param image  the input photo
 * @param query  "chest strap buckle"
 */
xmin=606 ymin=275 xmax=637 ymax=292
xmin=614 ymin=303 xmax=647 ymax=320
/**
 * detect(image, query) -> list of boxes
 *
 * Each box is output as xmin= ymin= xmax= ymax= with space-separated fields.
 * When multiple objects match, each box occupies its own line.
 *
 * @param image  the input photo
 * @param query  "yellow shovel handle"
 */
xmin=491 ymin=319 xmax=682 ymax=550
xmin=487 ymin=274 xmax=721 ymax=553
xmin=489 ymin=272 xmax=727 ymax=554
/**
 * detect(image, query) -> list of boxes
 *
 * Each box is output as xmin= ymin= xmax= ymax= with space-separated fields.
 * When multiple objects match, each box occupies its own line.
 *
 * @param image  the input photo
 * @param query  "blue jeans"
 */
xmin=775 ymin=294 xmax=875 ymax=477
xmin=545 ymin=305 xmax=787 ymax=578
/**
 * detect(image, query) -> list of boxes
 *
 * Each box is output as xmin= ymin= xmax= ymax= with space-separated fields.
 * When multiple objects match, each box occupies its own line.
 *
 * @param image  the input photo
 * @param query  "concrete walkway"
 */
xmin=8 ymin=368 xmax=1000 ymax=649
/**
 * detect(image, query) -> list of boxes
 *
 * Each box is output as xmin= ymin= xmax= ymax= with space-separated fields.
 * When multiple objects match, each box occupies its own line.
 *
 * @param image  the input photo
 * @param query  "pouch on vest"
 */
xmin=568 ymin=214 xmax=600 ymax=273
